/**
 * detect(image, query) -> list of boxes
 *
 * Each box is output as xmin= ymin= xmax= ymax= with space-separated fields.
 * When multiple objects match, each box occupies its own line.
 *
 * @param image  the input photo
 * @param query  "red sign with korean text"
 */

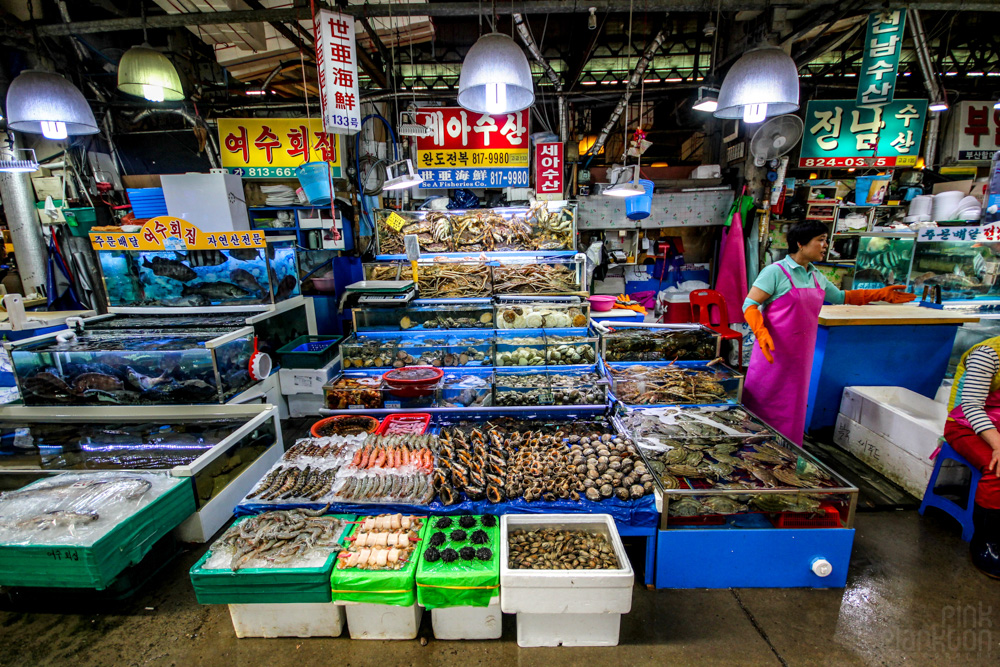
xmin=535 ymin=142 xmax=564 ymax=198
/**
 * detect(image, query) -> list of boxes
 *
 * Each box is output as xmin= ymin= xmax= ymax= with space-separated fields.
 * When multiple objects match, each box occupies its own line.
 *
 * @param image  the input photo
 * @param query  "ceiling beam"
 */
xmin=35 ymin=2 xmax=1000 ymax=37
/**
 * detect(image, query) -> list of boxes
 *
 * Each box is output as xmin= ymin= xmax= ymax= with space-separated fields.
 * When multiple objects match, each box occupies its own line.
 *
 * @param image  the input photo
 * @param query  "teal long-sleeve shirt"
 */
xmin=742 ymin=255 xmax=846 ymax=312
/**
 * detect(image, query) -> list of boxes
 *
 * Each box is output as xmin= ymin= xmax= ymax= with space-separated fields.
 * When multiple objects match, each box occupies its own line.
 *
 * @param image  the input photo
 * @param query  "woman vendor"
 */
xmin=741 ymin=220 xmax=914 ymax=445
xmin=943 ymin=341 xmax=1000 ymax=578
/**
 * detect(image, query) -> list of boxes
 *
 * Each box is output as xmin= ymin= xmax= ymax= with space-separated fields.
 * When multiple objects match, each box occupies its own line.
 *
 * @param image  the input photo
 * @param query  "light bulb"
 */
xmin=142 ymin=84 xmax=165 ymax=102
xmin=742 ymin=103 xmax=767 ymax=123
xmin=994 ymin=100 xmax=1000 ymax=110
xmin=41 ymin=121 xmax=68 ymax=140
xmin=588 ymin=7 xmax=597 ymax=30
xmin=485 ymin=82 xmax=507 ymax=114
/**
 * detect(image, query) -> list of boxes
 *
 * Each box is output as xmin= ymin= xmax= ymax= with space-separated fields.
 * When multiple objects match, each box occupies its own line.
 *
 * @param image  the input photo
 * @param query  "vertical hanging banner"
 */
xmin=535 ymin=142 xmax=564 ymax=200
xmin=314 ymin=8 xmax=361 ymax=135
xmin=414 ymin=107 xmax=530 ymax=188
xmin=856 ymin=10 xmax=906 ymax=108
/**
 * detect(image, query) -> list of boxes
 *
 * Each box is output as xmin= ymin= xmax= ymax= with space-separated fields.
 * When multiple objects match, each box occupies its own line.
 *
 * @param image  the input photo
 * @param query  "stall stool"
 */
xmin=689 ymin=289 xmax=743 ymax=368
xmin=919 ymin=440 xmax=982 ymax=542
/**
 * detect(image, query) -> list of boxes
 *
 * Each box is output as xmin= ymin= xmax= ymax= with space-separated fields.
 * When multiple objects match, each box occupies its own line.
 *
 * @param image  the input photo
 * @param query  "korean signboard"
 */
xmin=314 ymin=8 xmax=361 ymax=135
xmin=856 ymin=10 xmax=906 ymax=108
xmin=218 ymin=118 xmax=342 ymax=178
xmin=917 ymin=226 xmax=985 ymax=243
xmin=535 ymin=142 xmax=564 ymax=200
xmin=947 ymin=101 xmax=1000 ymax=162
xmin=799 ymin=99 xmax=928 ymax=169
xmin=90 ymin=217 xmax=265 ymax=251
xmin=414 ymin=107 xmax=529 ymax=188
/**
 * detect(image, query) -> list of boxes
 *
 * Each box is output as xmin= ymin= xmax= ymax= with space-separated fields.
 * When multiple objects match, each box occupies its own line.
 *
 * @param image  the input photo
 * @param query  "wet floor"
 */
xmin=0 ymin=507 xmax=996 ymax=666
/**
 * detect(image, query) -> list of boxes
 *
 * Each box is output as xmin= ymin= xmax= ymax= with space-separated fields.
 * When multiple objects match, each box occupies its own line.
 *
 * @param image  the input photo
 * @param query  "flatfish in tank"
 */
xmin=274 ymin=274 xmax=296 ymax=300
xmin=231 ymin=268 xmax=265 ymax=295
xmin=126 ymin=366 xmax=171 ymax=391
xmin=142 ymin=257 xmax=197 ymax=282
xmin=176 ymin=249 xmax=228 ymax=267
xmin=158 ymin=294 xmax=211 ymax=307
xmin=182 ymin=281 xmax=250 ymax=300
xmin=229 ymin=248 xmax=261 ymax=262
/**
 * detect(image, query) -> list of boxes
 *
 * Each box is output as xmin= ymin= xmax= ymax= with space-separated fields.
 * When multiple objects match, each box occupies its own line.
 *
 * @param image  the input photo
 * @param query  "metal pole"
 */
xmin=0 ymin=137 xmax=49 ymax=296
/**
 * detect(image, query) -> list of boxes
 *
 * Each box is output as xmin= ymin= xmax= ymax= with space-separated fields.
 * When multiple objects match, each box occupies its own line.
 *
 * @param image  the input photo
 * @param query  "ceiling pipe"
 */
xmin=907 ymin=8 xmax=942 ymax=169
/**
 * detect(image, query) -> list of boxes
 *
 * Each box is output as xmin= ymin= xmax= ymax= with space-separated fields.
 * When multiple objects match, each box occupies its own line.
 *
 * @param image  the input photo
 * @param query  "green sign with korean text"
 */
xmin=856 ymin=10 xmax=906 ymax=108
xmin=799 ymin=99 xmax=928 ymax=169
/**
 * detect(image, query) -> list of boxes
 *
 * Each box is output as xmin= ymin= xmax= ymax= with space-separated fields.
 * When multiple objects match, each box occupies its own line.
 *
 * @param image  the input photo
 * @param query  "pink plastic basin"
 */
xmin=588 ymin=295 xmax=617 ymax=312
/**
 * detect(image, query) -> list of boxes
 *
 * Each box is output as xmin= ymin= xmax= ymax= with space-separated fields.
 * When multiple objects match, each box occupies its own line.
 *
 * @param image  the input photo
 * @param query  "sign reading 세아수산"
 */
xmin=218 ymin=118 xmax=341 ymax=179
xmin=799 ymin=99 xmax=927 ymax=169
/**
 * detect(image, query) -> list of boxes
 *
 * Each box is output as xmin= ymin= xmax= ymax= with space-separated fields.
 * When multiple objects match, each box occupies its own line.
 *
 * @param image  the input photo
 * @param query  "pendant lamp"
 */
xmin=604 ymin=165 xmax=645 ymax=197
xmin=714 ymin=46 xmax=799 ymax=124
xmin=118 ymin=45 xmax=184 ymax=102
xmin=5 ymin=70 xmax=99 ymax=139
xmin=382 ymin=159 xmax=424 ymax=190
xmin=458 ymin=32 xmax=534 ymax=114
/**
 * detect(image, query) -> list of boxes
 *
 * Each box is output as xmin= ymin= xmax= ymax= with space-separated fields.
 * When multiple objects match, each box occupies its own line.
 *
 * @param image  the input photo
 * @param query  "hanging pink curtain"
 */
xmin=714 ymin=199 xmax=748 ymax=325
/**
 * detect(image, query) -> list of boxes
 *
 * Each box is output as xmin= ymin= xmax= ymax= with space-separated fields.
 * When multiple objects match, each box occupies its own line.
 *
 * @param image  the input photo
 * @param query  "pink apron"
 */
xmin=742 ymin=264 xmax=825 ymax=445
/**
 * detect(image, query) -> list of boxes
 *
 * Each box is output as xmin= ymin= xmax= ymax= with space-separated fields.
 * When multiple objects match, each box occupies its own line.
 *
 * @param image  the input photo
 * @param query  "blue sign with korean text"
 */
xmin=800 ymin=99 xmax=928 ymax=168
xmin=857 ymin=11 xmax=906 ymax=108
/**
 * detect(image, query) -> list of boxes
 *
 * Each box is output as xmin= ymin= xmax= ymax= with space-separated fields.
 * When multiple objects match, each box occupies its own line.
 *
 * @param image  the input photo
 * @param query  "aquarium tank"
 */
xmin=853 ymin=235 xmax=915 ymax=289
xmin=98 ymin=243 xmax=300 ymax=308
xmin=9 ymin=329 xmax=255 ymax=406
xmin=908 ymin=232 xmax=1000 ymax=300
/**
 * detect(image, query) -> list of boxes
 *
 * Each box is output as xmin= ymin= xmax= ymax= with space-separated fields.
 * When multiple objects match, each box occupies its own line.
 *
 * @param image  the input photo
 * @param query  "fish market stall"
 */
xmin=804 ymin=305 xmax=978 ymax=433
xmin=617 ymin=405 xmax=858 ymax=588
xmin=0 ymin=405 xmax=282 ymax=542
xmin=604 ymin=361 xmax=744 ymax=406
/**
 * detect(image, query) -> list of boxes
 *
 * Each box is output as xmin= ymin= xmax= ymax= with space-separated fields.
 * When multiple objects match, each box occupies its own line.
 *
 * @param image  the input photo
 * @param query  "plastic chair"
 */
xmin=919 ymin=440 xmax=982 ymax=542
xmin=689 ymin=289 xmax=743 ymax=368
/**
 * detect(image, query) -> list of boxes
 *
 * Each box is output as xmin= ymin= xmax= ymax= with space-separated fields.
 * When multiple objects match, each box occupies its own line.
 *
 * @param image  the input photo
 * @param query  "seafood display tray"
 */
xmin=190 ymin=514 xmax=355 ymax=605
xmin=352 ymin=297 xmax=591 ymax=332
xmin=605 ymin=361 xmax=744 ymax=406
xmin=329 ymin=519 xmax=431 ymax=607
xmin=0 ymin=474 xmax=194 ymax=590
xmin=416 ymin=516 xmax=500 ymax=609
xmin=599 ymin=325 xmax=721 ymax=362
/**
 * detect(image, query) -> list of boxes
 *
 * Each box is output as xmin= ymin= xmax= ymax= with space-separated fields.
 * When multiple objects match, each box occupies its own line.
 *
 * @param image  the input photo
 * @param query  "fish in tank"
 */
xmin=853 ymin=236 xmax=915 ymax=289
xmin=908 ymin=239 xmax=1000 ymax=300
xmin=99 ymin=244 xmax=300 ymax=308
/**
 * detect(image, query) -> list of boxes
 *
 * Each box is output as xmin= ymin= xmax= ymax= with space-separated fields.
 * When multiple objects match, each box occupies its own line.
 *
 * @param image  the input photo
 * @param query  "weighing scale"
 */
xmin=342 ymin=280 xmax=417 ymax=309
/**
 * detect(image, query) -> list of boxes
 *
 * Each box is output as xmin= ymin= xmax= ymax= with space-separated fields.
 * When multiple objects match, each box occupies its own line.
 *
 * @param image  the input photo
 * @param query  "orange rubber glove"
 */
xmin=843 ymin=285 xmax=916 ymax=306
xmin=744 ymin=304 xmax=774 ymax=363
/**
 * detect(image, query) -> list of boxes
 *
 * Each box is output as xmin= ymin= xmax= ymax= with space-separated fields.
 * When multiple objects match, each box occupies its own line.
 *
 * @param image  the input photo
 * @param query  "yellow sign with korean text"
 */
xmin=90 ymin=217 xmax=266 ymax=252
xmin=218 ymin=118 xmax=342 ymax=178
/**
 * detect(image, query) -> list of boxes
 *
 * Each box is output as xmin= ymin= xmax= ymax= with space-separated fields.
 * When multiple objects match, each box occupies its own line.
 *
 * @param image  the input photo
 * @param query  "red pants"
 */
xmin=944 ymin=420 xmax=1000 ymax=510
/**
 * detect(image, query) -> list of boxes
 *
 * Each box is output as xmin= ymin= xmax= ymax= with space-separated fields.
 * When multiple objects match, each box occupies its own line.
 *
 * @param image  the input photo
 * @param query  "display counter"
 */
xmin=805 ymin=305 xmax=979 ymax=433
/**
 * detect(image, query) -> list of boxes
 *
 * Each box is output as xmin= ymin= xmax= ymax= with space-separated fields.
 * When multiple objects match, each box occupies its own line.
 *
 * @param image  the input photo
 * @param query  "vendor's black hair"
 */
xmin=786 ymin=220 xmax=830 ymax=253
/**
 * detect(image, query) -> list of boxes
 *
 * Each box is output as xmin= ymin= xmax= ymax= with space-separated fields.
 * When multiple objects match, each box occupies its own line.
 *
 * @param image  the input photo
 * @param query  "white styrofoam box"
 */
xmin=343 ymin=601 xmax=423 ymax=640
xmin=431 ymin=594 xmax=501 ymax=640
xmin=834 ymin=413 xmax=966 ymax=498
xmin=500 ymin=514 xmax=633 ymax=615
xmin=161 ymin=172 xmax=250 ymax=232
xmin=516 ymin=611 xmax=622 ymax=647
xmin=935 ymin=380 xmax=952 ymax=405
xmin=839 ymin=386 xmax=948 ymax=461
xmin=287 ymin=393 xmax=325 ymax=419
xmin=278 ymin=356 xmax=340 ymax=396
xmin=229 ymin=602 xmax=345 ymax=638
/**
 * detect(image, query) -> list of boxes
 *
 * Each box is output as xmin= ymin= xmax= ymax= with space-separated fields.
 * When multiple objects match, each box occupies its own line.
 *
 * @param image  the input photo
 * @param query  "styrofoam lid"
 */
xmin=662 ymin=293 xmax=691 ymax=302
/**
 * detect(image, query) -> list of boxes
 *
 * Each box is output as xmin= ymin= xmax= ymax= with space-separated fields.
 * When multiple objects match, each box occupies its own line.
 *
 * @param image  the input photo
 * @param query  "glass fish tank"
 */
xmin=907 ymin=233 xmax=1000 ymax=300
xmin=366 ymin=260 xmax=493 ymax=298
xmin=491 ymin=254 xmax=584 ymax=296
xmin=352 ymin=298 xmax=494 ymax=331
xmin=8 ymin=328 xmax=255 ymax=406
xmin=852 ymin=234 xmax=915 ymax=289
xmin=98 ymin=243 xmax=300 ymax=309
xmin=606 ymin=361 xmax=744 ymax=406
xmin=495 ymin=297 xmax=590 ymax=329
xmin=374 ymin=203 xmax=576 ymax=255
xmin=601 ymin=326 xmax=720 ymax=362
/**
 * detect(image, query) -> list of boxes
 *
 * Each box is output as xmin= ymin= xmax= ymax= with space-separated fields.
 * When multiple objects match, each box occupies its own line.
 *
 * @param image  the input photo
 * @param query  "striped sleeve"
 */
xmin=960 ymin=346 xmax=1000 ymax=434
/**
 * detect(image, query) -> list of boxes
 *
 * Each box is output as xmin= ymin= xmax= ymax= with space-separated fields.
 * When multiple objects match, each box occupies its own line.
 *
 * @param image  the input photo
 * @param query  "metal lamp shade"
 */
xmin=6 ymin=70 xmax=99 ymax=136
xmin=714 ymin=46 xmax=800 ymax=120
xmin=118 ymin=45 xmax=184 ymax=102
xmin=458 ymin=32 xmax=535 ymax=114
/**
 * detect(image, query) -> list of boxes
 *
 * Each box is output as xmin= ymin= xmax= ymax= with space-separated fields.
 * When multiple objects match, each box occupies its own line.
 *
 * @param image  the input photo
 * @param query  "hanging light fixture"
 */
xmin=6 ymin=70 xmax=99 ymax=140
xmin=604 ymin=165 xmax=645 ymax=197
xmin=382 ymin=159 xmax=424 ymax=191
xmin=929 ymin=98 xmax=949 ymax=112
xmin=0 ymin=148 xmax=40 ymax=173
xmin=714 ymin=45 xmax=799 ymax=124
xmin=458 ymin=32 xmax=535 ymax=114
xmin=692 ymin=86 xmax=719 ymax=112
xmin=118 ymin=45 xmax=184 ymax=102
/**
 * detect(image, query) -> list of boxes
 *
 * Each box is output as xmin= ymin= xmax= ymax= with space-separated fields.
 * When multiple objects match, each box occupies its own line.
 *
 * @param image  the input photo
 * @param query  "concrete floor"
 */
xmin=0 ymin=508 xmax=997 ymax=666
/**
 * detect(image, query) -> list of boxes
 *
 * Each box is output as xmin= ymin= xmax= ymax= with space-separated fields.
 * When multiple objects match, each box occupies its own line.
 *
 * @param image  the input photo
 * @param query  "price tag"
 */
xmin=385 ymin=212 xmax=407 ymax=232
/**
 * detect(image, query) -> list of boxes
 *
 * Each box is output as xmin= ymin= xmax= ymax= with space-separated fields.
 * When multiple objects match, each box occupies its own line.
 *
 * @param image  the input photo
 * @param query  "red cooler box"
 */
xmin=660 ymin=292 xmax=693 ymax=323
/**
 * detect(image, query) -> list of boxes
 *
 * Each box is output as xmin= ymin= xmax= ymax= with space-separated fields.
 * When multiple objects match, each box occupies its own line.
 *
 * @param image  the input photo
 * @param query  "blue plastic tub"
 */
xmin=625 ymin=179 xmax=655 ymax=220
xmin=296 ymin=161 xmax=332 ymax=206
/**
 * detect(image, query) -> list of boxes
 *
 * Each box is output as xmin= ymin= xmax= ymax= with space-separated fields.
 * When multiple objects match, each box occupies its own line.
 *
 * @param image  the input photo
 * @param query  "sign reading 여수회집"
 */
xmin=414 ymin=107 xmax=530 ymax=188
xmin=856 ymin=10 xmax=906 ymax=108
xmin=799 ymin=99 xmax=928 ymax=169
xmin=218 ymin=118 xmax=342 ymax=179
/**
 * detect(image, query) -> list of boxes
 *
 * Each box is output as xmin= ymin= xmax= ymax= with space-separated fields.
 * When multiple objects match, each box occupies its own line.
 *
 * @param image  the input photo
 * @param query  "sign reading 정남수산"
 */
xmin=799 ymin=99 xmax=927 ymax=169
xmin=414 ymin=107 xmax=530 ymax=189
xmin=856 ymin=10 xmax=906 ymax=108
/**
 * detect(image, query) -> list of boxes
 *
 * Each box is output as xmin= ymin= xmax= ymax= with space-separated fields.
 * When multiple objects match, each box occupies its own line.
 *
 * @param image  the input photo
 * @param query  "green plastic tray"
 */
xmin=330 ymin=516 xmax=430 ymax=607
xmin=416 ymin=516 xmax=500 ymax=609
xmin=190 ymin=513 xmax=355 ymax=605
xmin=276 ymin=335 xmax=343 ymax=370
xmin=0 ymin=476 xmax=195 ymax=590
